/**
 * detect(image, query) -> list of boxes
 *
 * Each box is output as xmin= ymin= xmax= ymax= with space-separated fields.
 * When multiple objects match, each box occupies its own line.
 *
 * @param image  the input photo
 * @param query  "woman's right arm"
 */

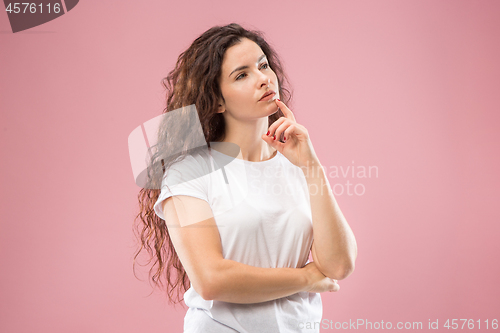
xmin=163 ymin=195 xmax=338 ymax=304
xmin=208 ymin=257 xmax=339 ymax=304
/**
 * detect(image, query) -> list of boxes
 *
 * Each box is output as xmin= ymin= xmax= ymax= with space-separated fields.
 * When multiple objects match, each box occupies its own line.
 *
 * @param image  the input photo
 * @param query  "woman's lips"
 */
xmin=259 ymin=91 xmax=276 ymax=101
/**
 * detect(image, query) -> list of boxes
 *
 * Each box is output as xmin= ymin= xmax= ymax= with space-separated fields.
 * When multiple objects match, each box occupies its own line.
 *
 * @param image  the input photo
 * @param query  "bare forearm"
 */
xmin=303 ymin=160 xmax=357 ymax=279
xmin=209 ymin=259 xmax=308 ymax=304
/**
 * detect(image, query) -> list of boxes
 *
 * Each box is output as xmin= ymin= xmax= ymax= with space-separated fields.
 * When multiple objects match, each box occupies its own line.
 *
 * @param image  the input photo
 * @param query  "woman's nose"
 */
xmin=259 ymin=76 xmax=271 ymax=88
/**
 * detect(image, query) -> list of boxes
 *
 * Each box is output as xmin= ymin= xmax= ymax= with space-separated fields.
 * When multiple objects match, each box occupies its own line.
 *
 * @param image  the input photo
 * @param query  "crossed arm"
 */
xmin=162 ymin=188 xmax=354 ymax=304
xmin=162 ymin=195 xmax=310 ymax=304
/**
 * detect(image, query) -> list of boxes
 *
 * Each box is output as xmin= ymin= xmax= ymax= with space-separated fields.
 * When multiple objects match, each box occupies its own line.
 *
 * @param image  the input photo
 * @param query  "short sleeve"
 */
xmin=153 ymin=153 xmax=211 ymax=220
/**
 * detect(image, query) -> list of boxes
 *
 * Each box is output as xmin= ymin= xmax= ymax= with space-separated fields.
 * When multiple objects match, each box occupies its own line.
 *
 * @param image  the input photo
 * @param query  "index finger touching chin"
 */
xmin=275 ymin=99 xmax=296 ymax=121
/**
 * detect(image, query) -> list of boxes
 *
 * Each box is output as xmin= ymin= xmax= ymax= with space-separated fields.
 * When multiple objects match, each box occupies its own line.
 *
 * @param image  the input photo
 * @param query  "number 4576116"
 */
xmin=443 ymin=319 xmax=498 ymax=330
xmin=5 ymin=3 xmax=61 ymax=14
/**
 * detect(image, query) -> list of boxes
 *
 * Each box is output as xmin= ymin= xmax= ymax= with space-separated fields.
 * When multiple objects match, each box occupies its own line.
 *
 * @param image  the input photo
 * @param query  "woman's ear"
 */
xmin=217 ymin=98 xmax=225 ymax=113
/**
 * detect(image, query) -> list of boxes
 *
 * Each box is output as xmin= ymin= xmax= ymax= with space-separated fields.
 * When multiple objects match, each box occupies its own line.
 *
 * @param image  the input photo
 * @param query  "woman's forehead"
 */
xmin=222 ymin=39 xmax=265 ymax=72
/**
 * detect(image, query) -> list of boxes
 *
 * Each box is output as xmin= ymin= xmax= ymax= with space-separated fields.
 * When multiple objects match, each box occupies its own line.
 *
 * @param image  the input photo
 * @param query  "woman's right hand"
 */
xmin=302 ymin=261 xmax=340 ymax=293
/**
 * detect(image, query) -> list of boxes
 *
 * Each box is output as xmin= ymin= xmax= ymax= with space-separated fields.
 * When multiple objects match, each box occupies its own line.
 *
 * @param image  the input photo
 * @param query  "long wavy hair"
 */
xmin=133 ymin=23 xmax=293 ymax=306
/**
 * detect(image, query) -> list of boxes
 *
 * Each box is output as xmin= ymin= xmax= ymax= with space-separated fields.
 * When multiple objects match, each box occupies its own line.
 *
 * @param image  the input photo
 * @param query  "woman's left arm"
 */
xmin=263 ymin=99 xmax=358 ymax=281
xmin=303 ymin=158 xmax=357 ymax=280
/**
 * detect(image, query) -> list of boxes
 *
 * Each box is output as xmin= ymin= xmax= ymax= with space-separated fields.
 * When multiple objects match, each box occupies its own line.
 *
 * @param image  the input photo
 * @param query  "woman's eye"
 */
xmin=235 ymin=63 xmax=269 ymax=80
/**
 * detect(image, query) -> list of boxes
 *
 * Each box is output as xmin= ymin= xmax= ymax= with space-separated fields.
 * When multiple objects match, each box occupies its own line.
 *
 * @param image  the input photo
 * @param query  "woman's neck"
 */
xmin=218 ymin=138 xmax=276 ymax=162
xmin=216 ymin=115 xmax=276 ymax=162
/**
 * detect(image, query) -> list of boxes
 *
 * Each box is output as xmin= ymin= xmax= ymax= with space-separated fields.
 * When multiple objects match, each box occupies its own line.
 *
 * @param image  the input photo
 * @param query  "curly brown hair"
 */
xmin=132 ymin=22 xmax=293 ymax=307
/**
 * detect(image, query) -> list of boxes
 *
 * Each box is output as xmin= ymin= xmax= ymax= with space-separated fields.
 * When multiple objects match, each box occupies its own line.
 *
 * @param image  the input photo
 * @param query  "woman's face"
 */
xmin=218 ymin=38 xmax=280 ymax=120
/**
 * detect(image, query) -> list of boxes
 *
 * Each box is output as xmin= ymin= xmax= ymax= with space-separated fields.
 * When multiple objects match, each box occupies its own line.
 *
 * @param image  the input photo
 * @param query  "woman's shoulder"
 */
xmin=163 ymin=149 xmax=213 ymax=185
xmin=170 ymin=148 xmax=212 ymax=169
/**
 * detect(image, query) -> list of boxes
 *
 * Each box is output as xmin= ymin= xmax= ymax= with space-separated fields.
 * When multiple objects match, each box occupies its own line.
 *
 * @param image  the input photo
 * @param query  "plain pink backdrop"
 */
xmin=1 ymin=1 xmax=499 ymax=332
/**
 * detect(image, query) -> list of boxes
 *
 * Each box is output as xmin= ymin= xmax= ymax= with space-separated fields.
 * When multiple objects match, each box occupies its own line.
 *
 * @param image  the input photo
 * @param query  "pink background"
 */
xmin=1 ymin=1 xmax=499 ymax=332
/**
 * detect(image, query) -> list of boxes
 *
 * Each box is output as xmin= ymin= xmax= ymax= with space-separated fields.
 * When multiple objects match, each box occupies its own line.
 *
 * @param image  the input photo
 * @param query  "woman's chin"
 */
xmin=264 ymin=102 xmax=279 ymax=115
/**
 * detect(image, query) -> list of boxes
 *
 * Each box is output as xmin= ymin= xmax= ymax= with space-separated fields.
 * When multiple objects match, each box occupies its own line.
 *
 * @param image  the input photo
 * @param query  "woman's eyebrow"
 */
xmin=229 ymin=54 xmax=267 ymax=77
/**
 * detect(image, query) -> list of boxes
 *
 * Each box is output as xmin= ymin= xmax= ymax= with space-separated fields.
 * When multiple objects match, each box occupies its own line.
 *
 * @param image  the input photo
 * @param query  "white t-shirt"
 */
xmin=153 ymin=147 xmax=322 ymax=333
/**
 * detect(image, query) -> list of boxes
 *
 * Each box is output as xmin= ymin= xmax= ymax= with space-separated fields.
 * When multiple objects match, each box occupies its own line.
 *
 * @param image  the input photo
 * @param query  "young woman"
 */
xmin=134 ymin=23 xmax=357 ymax=332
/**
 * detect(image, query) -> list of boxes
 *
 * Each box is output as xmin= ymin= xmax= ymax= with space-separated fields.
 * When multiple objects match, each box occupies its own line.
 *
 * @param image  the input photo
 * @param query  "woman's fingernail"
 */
xmin=284 ymin=136 xmax=286 ymax=141
xmin=277 ymin=98 xmax=281 ymax=102
xmin=273 ymin=135 xmax=276 ymax=140
xmin=266 ymin=131 xmax=270 ymax=136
